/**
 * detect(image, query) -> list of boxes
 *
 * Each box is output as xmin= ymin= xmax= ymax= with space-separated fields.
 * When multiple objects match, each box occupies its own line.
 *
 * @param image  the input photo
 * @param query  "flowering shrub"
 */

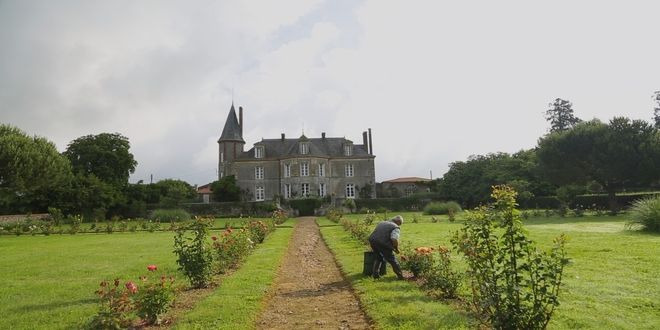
xmin=362 ymin=211 xmax=377 ymax=225
xmin=246 ymin=220 xmax=274 ymax=243
xmin=89 ymin=279 xmax=135 ymax=329
xmin=212 ymin=227 xmax=254 ymax=273
xmin=69 ymin=215 xmax=82 ymax=234
xmin=173 ymin=217 xmax=213 ymax=288
xmin=421 ymin=246 xmax=461 ymax=299
xmin=271 ymin=209 xmax=288 ymax=225
xmin=327 ymin=208 xmax=344 ymax=223
xmin=400 ymin=246 xmax=434 ymax=277
xmin=134 ymin=266 xmax=175 ymax=325
xmin=452 ymin=185 xmax=568 ymax=329
xmin=339 ymin=218 xmax=370 ymax=245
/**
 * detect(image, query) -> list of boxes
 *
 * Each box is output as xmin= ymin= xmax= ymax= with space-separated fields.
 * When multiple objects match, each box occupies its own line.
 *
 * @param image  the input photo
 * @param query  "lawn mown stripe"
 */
xmin=173 ymin=227 xmax=294 ymax=329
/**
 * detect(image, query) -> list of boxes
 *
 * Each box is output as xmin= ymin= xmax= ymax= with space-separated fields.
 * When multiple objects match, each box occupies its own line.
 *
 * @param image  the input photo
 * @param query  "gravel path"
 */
xmin=256 ymin=217 xmax=371 ymax=329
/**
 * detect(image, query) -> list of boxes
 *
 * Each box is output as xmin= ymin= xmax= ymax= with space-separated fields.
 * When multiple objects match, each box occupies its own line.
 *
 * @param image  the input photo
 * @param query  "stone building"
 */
xmin=217 ymin=104 xmax=376 ymax=202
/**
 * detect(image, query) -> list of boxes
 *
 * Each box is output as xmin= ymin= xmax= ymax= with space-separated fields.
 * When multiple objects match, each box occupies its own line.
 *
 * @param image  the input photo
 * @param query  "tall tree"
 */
xmin=653 ymin=91 xmax=660 ymax=129
xmin=545 ymin=98 xmax=581 ymax=132
xmin=537 ymin=118 xmax=660 ymax=210
xmin=0 ymin=124 xmax=73 ymax=213
xmin=210 ymin=175 xmax=241 ymax=202
xmin=64 ymin=133 xmax=137 ymax=187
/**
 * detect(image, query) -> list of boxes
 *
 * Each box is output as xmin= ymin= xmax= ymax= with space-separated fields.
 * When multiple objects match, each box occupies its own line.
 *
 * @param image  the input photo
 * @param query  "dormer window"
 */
xmin=344 ymin=144 xmax=352 ymax=156
xmin=300 ymin=143 xmax=309 ymax=155
xmin=255 ymin=146 xmax=264 ymax=158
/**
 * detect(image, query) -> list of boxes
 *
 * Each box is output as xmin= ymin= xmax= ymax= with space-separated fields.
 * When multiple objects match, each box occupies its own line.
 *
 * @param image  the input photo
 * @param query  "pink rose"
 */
xmin=147 ymin=265 xmax=157 ymax=271
xmin=125 ymin=281 xmax=138 ymax=294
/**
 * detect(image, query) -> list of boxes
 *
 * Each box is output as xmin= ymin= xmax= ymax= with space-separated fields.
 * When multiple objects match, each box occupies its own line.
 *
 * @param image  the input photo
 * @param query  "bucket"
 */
xmin=363 ymin=251 xmax=387 ymax=276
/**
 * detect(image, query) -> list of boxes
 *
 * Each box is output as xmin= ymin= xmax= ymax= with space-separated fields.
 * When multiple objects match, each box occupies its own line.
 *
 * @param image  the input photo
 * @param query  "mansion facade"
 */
xmin=218 ymin=104 xmax=376 ymax=202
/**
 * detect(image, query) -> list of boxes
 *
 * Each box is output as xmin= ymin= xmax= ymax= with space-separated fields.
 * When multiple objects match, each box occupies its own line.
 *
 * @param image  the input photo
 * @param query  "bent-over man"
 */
xmin=368 ymin=215 xmax=404 ymax=280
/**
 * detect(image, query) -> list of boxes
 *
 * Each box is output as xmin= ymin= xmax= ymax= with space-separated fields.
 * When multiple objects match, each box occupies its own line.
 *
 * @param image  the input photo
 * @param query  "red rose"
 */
xmin=211 ymin=236 xmax=218 ymax=241
xmin=147 ymin=265 xmax=157 ymax=271
xmin=125 ymin=281 xmax=138 ymax=294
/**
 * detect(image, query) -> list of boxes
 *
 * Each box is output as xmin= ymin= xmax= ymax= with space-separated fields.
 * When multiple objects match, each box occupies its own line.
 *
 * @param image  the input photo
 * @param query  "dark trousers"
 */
xmin=370 ymin=241 xmax=403 ymax=279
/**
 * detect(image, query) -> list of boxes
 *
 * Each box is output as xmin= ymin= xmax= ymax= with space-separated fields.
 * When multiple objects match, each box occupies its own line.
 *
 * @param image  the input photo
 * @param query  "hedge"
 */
xmin=522 ymin=192 xmax=660 ymax=210
xmin=180 ymin=201 xmax=277 ymax=217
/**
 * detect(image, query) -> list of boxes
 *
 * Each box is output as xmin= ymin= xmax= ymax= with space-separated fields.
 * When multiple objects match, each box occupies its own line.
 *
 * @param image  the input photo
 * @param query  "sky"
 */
xmin=1 ymin=0 xmax=659 ymax=185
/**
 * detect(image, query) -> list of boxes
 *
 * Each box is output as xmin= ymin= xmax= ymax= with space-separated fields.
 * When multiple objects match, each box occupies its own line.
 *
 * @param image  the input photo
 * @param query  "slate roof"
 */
xmin=382 ymin=177 xmax=431 ymax=183
xmin=218 ymin=104 xmax=244 ymax=142
xmin=236 ymin=135 xmax=372 ymax=159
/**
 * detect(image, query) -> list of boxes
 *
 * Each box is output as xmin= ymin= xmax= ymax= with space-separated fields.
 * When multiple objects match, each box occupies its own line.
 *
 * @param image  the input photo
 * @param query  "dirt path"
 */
xmin=256 ymin=217 xmax=371 ymax=330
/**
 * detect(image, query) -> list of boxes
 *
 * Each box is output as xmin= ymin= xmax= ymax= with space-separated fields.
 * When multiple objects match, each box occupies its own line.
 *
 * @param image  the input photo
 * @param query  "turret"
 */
xmin=218 ymin=103 xmax=245 ymax=179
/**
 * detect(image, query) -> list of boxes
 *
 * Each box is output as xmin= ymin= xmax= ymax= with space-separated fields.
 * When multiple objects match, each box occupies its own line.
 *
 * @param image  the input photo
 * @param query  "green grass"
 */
xmin=0 ymin=222 xmax=294 ymax=329
xmin=0 ymin=232 xmax=185 ymax=329
xmin=322 ymin=213 xmax=660 ymax=329
xmin=174 ymin=227 xmax=294 ymax=329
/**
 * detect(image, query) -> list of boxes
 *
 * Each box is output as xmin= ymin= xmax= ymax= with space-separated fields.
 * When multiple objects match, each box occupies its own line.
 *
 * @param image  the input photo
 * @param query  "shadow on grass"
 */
xmin=11 ymin=298 xmax=97 ymax=313
xmin=522 ymin=215 xmax=627 ymax=226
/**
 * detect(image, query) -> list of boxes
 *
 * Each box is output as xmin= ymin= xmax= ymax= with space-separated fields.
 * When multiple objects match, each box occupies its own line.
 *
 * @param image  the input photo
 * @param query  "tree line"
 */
xmin=0 ymin=127 xmax=197 ymax=219
xmin=431 ymin=96 xmax=660 ymax=210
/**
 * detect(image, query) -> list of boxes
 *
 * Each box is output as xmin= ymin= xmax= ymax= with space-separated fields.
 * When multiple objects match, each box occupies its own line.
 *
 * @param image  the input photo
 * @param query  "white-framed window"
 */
xmin=284 ymin=163 xmax=291 ymax=177
xmin=344 ymin=144 xmax=352 ymax=156
xmin=345 ymin=164 xmax=354 ymax=177
xmin=405 ymin=185 xmax=415 ymax=196
xmin=300 ymin=143 xmax=309 ymax=155
xmin=220 ymin=152 xmax=224 ymax=163
xmin=255 ymin=186 xmax=265 ymax=201
xmin=284 ymin=184 xmax=291 ymax=199
xmin=346 ymin=184 xmax=355 ymax=199
xmin=300 ymin=162 xmax=309 ymax=176
xmin=319 ymin=183 xmax=326 ymax=197
xmin=318 ymin=163 xmax=325 ymax=177
xmin=255 ymin=146 xmax=264 ymax=158
xmin=301 ymin=183 xmax=310 ymax=197
xmin=255 ymin=166 xmax=264 ymax=180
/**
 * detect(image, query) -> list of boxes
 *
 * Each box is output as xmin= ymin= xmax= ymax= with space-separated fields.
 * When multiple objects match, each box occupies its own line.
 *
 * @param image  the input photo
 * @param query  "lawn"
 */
xmin=0 ymin=217 xmax=289 ymax=329
xmin=320 ymin=212 xmax=660 ymax=329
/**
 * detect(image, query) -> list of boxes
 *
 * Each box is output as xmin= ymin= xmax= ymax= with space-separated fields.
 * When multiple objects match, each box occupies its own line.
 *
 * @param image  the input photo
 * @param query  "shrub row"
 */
xmin=522 ymin=192 xmax=660 ymax=209
xmin=90 ymin=217 xmax=277 ymax=328
xmin=422 ymin=201 xmax=462 ymax=215
xmin=180 ymin=201 xmax=278 ymax=217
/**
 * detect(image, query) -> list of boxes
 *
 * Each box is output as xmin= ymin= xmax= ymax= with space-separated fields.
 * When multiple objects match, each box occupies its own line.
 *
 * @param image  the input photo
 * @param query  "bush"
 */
xmin=627 ymin=196 xmax=660 ymax=232
xmin=246 ymin=220 xmax=274 ymax=244
xmin=400 ymin=246 xmax=434 ymax=277
xmin=327 ymin=208 xmax=344 ymax=223
xmin=212 ymin=227 xmax=254 ymax=273
xmin=173 ymin=218 xmax=214 ymax=288
xmin=452 ymin=185 xmax=568 ymax=329
xmin=150 ymin=209 xmax=191 ymax=222
xmin=421 ymin=246 xmax=460 ymax=299
xmin=271 ymin=209 xmax=288 ymax=225
xmin=423 ymin=201 xmax=462 ymax=215
xmin=339 ymin=218 xmax=370 ymax=245
xmin=89 ymin=279 xmax=135 ymax=329
xmin=134 ymin=265 xmax=175 ymax=325
xmin=289 ymin=198 xmax=324 ymax=216
xmin=343 ymin=199 xmax=357 ymax=213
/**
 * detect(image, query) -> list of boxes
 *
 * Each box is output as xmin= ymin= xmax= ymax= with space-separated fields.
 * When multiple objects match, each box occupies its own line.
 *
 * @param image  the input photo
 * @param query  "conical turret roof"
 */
xmin=218 ymin=103 xmax=244 ymax=142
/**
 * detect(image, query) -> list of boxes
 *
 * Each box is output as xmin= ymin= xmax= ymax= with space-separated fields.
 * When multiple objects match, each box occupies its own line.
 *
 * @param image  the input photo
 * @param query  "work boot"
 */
xmin=372 ymin=260 xmax=382 ymax=279
xmin=392 ymin=263 xmax=405 ymax=280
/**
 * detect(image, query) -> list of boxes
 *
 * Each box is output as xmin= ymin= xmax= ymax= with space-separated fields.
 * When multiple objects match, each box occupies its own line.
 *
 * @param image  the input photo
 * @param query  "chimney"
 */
xmin=368 ymin=128 xmax=373 ymax=155
xmin=362 ymin=131 xmax=368 ymax=149
xmin=322 ymin=132 xmax=326 ymax=139
xmin=281 ymin=133 xmax=285 ymax=141
xmin=239 ymin=106 xmax=243 ymax=136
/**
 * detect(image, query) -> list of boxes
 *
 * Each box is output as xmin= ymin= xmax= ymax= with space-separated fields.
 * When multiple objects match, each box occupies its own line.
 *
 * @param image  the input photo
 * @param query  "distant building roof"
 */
xmin=382 ymin=177 xmax=432 ymax=184
xmin=197 ymin=183 xmax=212 ymax=194
xmin=236 ymin=136 xmax=371 ymax=160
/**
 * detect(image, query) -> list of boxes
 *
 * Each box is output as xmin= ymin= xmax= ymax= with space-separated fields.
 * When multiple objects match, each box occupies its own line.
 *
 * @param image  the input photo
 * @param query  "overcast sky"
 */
xmin=1 ymin=0 xmax=659 ymax=185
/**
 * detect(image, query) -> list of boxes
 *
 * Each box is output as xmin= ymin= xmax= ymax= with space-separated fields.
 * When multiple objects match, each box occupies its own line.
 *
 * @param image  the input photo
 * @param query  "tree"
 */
xmin=154 ymin=179 xmax=197 ymax=208
xmin=64 ymin=133 xmax=137 ymax=187
xmin=537 ymin=118 xmax=660 ymax=211
xmin=0 ymin=124 xmax=73 ymax=213
xmin=653 ymin=91 xmax=660 ymax=129
xmin=210 ymin=175 xmax=241 ymax=202
xmin=545 ymin=98 xmax=581 ymax=132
